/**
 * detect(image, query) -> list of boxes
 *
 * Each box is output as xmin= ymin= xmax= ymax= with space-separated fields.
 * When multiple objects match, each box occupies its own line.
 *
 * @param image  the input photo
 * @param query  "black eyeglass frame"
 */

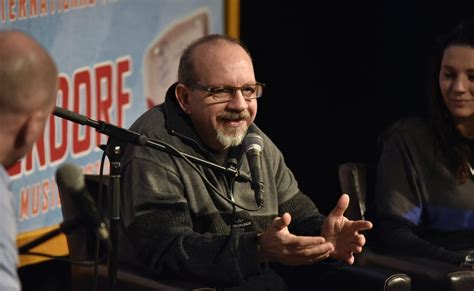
xmin=187 ymin=82 xmax=266 ymax=101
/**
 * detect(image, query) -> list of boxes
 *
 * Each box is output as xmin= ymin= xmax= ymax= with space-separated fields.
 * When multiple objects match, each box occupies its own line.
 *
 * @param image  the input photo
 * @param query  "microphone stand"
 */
xmin=53 ymin=107 xmax=251 ymax=291
xmin=104 ymin=139 xmax=124 ymax=291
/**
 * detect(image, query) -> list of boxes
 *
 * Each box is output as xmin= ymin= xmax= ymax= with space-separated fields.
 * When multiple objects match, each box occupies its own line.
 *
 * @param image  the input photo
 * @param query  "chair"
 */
xmin=58 ymin=173 xmax=213 ymax=291
xmin=338 ymin=162 xmax=474 ymax=291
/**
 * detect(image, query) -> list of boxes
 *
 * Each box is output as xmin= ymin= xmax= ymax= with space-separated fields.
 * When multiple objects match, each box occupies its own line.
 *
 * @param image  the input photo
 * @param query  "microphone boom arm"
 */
xmin=53 ymin=106 xmax=251 ymax=182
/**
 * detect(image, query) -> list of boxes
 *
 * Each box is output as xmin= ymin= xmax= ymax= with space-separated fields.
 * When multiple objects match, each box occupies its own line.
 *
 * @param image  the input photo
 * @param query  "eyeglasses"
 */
xmin=189 ymin=83 xmax=265 ymax=102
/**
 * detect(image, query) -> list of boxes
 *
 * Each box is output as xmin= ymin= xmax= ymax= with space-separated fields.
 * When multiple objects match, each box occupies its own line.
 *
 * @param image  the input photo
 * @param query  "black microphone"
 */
xmin=56 ymin=164 xmax=109 ymax=240
xmin=243 ymin=133 xmax=264 ymax=207
xmin=53 ymin=106 xmax=100 ymax=128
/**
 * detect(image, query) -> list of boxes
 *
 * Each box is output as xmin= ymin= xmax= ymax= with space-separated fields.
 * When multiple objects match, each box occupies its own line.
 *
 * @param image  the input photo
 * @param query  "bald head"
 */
xmin=0 ymin=30 xmax=58 ymax=167
xmin=178 ymin=34 xmax=252 ymax=86
xmin=0 ymin=30 xmax=58 ymax=114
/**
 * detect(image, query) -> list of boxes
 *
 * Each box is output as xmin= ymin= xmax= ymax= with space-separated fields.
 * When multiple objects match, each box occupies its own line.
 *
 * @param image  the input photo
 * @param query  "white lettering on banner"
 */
xmin=0 ymin=0 xmax=120 ymax=23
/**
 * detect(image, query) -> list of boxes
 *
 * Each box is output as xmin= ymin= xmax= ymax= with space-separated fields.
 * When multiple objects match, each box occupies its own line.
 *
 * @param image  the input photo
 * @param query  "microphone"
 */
xmin=243 ymin=133 xmax=264 ymax=207
xmin=55 ymin=164 xmax=109 ymax=241
xmin=53 ymin=106 xmax=100 ymax=128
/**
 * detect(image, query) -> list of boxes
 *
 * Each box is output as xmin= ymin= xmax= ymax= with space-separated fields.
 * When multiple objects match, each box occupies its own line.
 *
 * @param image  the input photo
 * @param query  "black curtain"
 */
xmin=240 ymin=0 xmax=474 ymax=213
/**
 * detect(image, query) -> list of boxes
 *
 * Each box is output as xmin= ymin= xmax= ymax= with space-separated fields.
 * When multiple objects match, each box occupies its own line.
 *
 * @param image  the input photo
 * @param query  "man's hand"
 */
xmin=321 ymin=194 xmax=373 ymax=264
xmin=258 ymin=212 xmax=334 ymax=265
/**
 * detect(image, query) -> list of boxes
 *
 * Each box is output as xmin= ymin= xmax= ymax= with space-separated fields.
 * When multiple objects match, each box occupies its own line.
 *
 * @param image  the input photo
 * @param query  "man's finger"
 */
xmin=272 ymin=212 xmax=292 ymax=230
xmin=285 ymin=235 xmax=327 ymax=248
xmin=330 ymin=194 xmax=350 ymax=217
xmin=350 ymin=220 xmax=373 ymax=232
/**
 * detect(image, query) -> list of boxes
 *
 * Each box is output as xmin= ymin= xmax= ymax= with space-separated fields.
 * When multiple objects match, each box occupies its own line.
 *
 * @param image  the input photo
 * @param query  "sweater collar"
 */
xmin=163 ymin=82 xmax=202 ymax=145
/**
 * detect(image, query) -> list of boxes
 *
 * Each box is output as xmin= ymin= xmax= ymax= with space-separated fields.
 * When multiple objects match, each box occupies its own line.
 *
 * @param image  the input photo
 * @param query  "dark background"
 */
xmin=19 ymin=2 xmax=474 ymax=290
xmin=240 ymin=0 xmax=474 ymax=213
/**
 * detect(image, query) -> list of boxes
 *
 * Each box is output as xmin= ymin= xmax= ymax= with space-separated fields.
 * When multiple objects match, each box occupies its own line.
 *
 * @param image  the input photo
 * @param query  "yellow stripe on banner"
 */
xmin=225 ymin=0 xmax=240 ymax=39
xmin=17 ymin=225 xmax=68 ymax=267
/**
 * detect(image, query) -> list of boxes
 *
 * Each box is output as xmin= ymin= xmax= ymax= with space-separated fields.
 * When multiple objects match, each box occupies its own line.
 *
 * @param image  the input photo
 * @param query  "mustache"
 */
xmin=218 ymin=110 xmax=250 ymax=120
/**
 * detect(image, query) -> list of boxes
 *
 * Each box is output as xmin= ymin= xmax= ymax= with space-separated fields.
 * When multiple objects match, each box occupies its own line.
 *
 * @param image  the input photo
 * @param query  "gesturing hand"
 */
xmin=258 ymin=212 xmax=334 ymax=266
xmin=321 ymin=194 xmax=373 ymax=264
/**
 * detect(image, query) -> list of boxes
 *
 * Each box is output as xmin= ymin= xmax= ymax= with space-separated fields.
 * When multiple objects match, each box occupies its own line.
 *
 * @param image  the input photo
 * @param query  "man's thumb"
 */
xmin=273 ymin=212 xmax=291 ymax=230
xmin=331 ymin=194 xmax=350 ymax=217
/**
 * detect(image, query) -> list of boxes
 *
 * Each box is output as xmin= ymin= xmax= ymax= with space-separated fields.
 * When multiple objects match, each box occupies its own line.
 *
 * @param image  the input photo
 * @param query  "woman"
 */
xmin=375 ymin=19 xmax=474 ymax=267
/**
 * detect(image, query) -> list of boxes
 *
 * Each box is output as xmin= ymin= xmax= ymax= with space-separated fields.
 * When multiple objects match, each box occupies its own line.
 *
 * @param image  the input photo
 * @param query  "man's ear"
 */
xmin=175 ymin=83 xmax=191 ymax=114
xmin=14 ymin=111 xmax=44 ymax=149
xmin=13 ymin=121 xmax=28 ymax=149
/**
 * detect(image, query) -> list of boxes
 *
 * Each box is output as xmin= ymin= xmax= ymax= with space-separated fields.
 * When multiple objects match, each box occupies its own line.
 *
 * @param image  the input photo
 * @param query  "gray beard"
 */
xmin=216 ymin=126 xmax=247 ymax=149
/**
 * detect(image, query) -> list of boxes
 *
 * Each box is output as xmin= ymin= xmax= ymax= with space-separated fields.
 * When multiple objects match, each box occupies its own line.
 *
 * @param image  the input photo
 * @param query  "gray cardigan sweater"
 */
xmin=119 ymin=83 xmax=325 ymax=288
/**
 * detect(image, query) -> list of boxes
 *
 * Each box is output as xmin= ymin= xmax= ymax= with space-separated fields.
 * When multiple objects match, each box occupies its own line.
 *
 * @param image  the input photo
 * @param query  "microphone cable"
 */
xmin=149 ymin=137 xmax=263 ymax=212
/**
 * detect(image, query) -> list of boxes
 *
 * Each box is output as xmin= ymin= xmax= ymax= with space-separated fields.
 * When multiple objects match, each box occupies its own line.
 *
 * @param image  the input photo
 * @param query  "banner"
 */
xmin=0 ymin=0 xmax=225 ymax=234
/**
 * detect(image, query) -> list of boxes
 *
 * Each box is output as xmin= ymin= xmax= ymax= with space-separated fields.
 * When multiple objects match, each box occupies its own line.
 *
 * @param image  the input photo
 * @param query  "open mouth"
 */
xmin=218 ymin=111 xmax=250 ymax=128
xmin=220 ymin=117 xmax=246 ymax=127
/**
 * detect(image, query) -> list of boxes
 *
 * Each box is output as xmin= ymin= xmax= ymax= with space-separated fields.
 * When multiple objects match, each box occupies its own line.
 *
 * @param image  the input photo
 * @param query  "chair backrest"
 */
xmin=338 ymin=162 xmax=370 ymax=221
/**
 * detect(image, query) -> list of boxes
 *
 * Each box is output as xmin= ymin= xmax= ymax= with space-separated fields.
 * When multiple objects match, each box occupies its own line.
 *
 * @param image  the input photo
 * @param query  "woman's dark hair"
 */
xmin=430 ymin=19 xmax=474 ymax=183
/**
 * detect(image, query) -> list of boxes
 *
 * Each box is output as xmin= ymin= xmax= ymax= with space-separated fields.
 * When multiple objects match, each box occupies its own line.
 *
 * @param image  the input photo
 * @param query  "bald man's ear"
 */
xmin=14 ymin=111 xmax=46 ymax=149
xmin=14 ymin=121 xmax=29 ymax=149
xmin=175 ymin=83 xmax=191 ymax=114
